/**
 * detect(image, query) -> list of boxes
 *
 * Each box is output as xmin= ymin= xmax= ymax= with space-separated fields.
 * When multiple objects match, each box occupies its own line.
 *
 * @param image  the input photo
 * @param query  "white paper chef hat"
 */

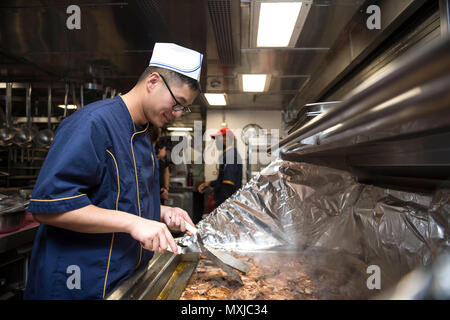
xmin=149 ymin=43 xmax=203 ymax=82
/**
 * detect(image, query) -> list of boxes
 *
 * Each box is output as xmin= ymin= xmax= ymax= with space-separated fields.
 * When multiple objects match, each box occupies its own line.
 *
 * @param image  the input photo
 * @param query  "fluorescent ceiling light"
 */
xmin=167 ymin=127 xmax=193 ymax=132
xmin=57 ymin=104 xmax=78 ymax=110
xmin=242 ymin=74 xmax=267 ymax=92
xmin=257 ymin=2 xmax=302 ymax=47
xmin=204 ymin=93 xmax=227 ymax=106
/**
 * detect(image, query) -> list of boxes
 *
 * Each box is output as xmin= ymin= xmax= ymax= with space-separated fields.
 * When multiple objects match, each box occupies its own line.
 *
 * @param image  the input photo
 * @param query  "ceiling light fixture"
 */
xmin=242 ymin=74 xmax=269 ymax=92
xmin=251 ymin=1 xmax=312 ymax=48
xmin=167 ymin=127 xmax=193 ymax=132
xmin=57 ymin=104 xmax=78 ymax=110
xmin=204 ymin=93 xmax=227 ymax=106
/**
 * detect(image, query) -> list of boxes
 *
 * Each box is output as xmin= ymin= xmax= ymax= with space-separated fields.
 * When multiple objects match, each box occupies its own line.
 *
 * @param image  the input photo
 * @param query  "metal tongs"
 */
xmin=168 ymin=223 xmax=250 ymax=285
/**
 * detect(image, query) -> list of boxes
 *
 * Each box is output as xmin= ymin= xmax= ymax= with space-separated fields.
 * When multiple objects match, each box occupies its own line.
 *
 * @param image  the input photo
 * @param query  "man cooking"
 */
xmin=198 ymin=128 xmax=242 ymax=209
xmin=24 ymin=43 xmax=201 ymax=299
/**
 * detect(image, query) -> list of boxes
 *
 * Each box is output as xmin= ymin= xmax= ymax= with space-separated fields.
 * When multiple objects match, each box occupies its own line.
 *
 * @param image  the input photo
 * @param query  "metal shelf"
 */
xmin=273 ymin=37 xmax=450 ymax=153
xmin=275 ymin=37 xmax=450 ymax=191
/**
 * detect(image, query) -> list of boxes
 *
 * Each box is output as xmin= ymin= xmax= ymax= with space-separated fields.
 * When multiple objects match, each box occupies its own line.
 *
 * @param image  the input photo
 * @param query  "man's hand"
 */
xmin=32 ymin=205 xmax=180 ymax=254
xmin=198 ymin=181 xmax=211 ymax=194
xmin=129 ymin=217 xmax=178 ymax=254
xmin=160 ymin=187 xmax=169 ymax=201
xmin=161 ymin=206 xmax=195 ymax=235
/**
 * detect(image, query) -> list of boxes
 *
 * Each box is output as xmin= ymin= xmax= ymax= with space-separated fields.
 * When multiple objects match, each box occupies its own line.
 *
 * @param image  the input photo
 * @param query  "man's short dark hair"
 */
xmin=149 ymin=125 xmax=160 ymax=144
xmin=155 ymin=136 xmax=171 ymax=154
xmin=138 ymin=66 xmax=200 ymax=92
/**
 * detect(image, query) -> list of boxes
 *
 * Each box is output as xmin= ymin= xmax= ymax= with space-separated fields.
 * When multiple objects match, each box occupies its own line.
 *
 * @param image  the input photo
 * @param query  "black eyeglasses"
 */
xmin=159 ymin=74 xmax=191 ymax=113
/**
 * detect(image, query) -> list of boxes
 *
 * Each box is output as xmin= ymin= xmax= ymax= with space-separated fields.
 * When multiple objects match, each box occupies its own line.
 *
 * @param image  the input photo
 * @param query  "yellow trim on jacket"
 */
xmin=130 ymin=123 xmax=149 ymax=269
xmin=222 ymin=180 xmax=235 ymax=186
xmin=30 ymin=194 xmax=87 ymax=202
xmin=102 ymin=149 xmax=120 ymax=299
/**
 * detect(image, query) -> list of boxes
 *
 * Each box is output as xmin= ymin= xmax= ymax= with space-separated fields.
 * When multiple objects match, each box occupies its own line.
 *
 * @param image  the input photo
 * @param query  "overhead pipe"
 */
xmin=269 ymin=37 xmax=450 ymax=154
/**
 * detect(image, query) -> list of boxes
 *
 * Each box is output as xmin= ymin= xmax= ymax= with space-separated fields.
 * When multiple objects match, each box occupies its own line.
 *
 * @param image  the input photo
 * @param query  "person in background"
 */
xmin=149 ymin=125 xmax=160 ymax=146
xmin=156 ymin=138 xmax=170 ymax=204
xmin=198 ymin=128 xmax=242 ymax=209
xmin=149 ymin=127 xmax=170 ymax=204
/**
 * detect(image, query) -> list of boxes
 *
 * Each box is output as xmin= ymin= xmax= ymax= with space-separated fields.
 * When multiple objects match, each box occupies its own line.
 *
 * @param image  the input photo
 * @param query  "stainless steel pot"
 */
xmin=0 ymin=210 xmax=26 ymax=234
xmin=0 ymin=197 xmax=29 ymax=234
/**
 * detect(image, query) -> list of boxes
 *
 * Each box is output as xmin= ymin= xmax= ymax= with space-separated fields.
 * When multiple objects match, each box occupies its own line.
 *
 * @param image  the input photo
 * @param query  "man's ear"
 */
xmin=146 ymin=73 xmax=159 ymax=92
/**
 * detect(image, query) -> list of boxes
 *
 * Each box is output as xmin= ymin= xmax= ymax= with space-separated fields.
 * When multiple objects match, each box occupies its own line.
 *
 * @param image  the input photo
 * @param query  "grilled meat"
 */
xmin=181 ymin=249 xmax=373 ymax=300
xmin=181 ymin=252 xmax=319 ymax=300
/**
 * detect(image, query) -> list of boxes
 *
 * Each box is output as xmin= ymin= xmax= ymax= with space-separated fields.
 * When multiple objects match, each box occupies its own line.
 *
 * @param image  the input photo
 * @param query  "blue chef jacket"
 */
xmin=24 ymin=96 xmax=160 ymax=299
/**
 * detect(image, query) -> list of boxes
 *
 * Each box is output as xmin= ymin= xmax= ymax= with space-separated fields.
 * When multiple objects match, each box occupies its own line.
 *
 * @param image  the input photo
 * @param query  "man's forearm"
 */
xmin=164 ymin=167 xmax=170 ymax=190
xmin=32 ymin=204 xmax=141 ymax=234
xmin=33 ymin=205 xmax=181 ymax=254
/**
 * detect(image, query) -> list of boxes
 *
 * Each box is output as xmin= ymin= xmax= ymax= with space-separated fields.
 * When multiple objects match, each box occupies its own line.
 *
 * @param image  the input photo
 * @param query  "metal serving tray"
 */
xmin=106 ymin=250 xmax=199 ymax=300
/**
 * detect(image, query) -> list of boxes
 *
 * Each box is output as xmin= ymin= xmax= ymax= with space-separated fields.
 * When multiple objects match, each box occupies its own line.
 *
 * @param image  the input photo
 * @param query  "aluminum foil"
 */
xmin=181 ymin=159 xmax=449 ymax=287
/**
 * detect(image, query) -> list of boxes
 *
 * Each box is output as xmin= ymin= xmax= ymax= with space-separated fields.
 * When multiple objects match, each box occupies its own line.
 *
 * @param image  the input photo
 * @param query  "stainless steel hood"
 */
xmin=0 ymin=0 xmax=363 ymax=127
xmin=0 ymin=0 xmax=206 ymax=90
xmin=0 ymin=0 xmax=441 ymax=130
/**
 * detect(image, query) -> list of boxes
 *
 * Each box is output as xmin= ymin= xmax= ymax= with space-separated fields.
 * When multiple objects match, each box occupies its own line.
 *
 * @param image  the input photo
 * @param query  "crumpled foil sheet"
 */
xmin=181 ymin=159 xmax=449 ymax=284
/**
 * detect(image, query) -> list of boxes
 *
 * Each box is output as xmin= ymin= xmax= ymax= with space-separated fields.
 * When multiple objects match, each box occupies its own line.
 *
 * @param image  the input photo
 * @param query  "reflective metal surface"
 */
xmin=196 ymin=235 xmax=243 ymax=285
xmin=206 ymin=246 xmax=250 ymax=273
xmin=376 ymin=251 xmax=450 ymax=299
xmin=181 ymin=159 xmax=449 ymax=290
xmin=274 ymin=36 xmax=450 ymax=152
xmin=0 ymin=0 xmax=363 ymax=129
xmin=106 ymin=250 xmax=199 ymax=300
xmin=440 ymin=0 xmax=450 ymax=36
xmin=0 ymin=195 xmax=29 ymax=233
xmin=0 ymin=83 xmax=15 ymax=147
xmin=0 ymin=210 xmax=26 ymax=234
xmin=287 ymin=0 xmax=427 ymax=115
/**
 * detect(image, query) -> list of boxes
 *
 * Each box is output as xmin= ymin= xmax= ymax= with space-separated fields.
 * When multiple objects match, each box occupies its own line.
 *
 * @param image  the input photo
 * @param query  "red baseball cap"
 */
xmin=211 ymin=127 xmax=234 ymax=138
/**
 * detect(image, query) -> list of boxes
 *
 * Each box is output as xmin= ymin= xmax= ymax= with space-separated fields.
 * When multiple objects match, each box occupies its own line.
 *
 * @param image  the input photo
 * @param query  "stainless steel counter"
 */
xmin=106 ymin=251 xmax=199 ymax=300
